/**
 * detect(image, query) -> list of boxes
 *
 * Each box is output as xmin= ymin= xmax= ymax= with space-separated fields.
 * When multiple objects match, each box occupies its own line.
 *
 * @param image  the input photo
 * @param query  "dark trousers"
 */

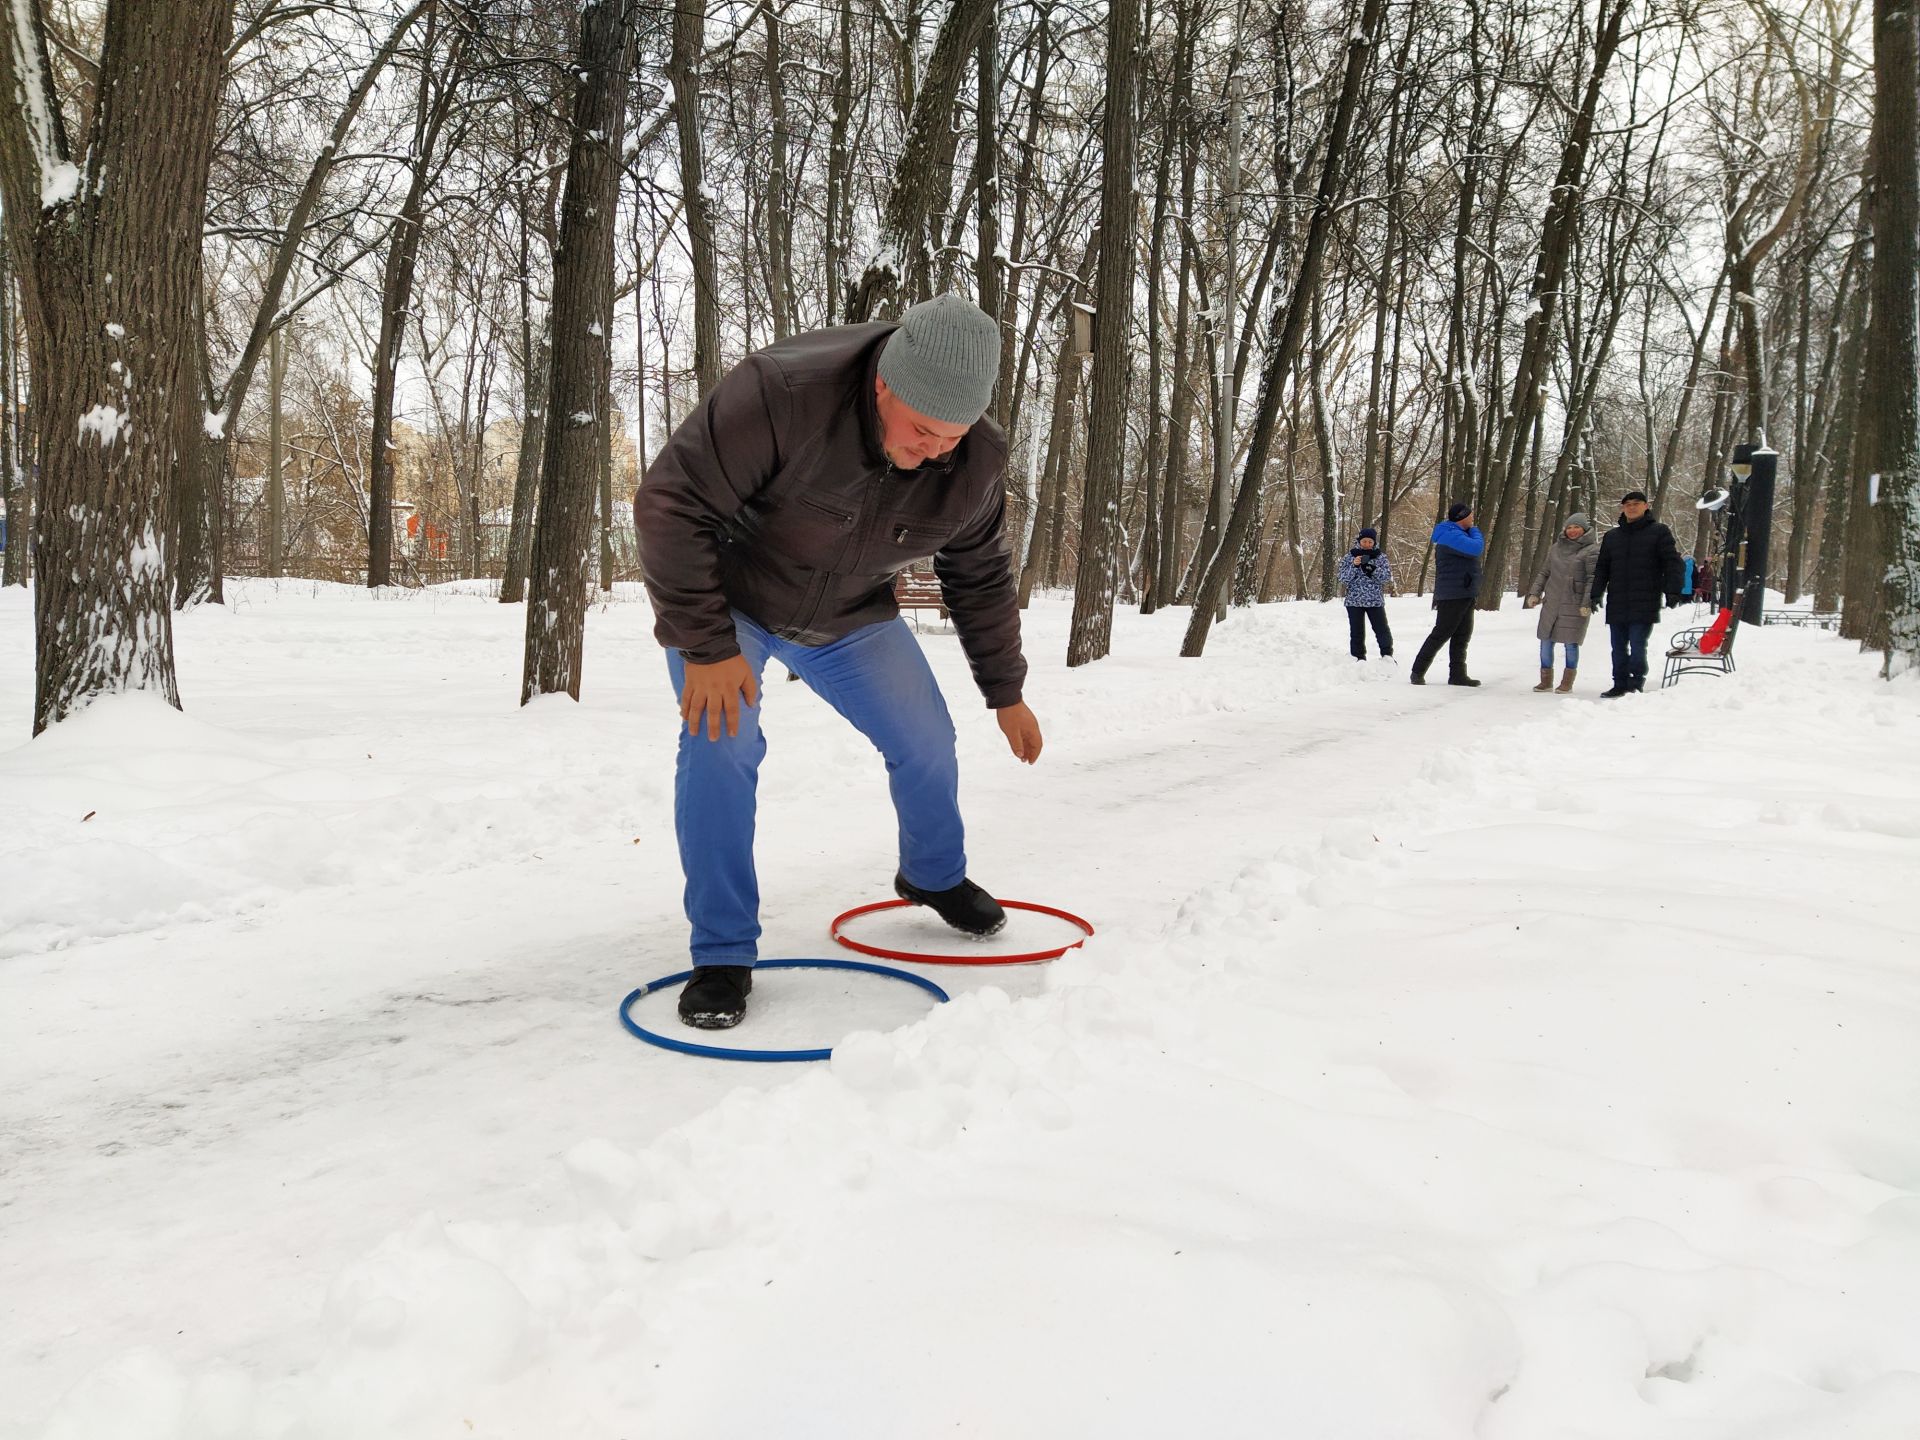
xmin=1609 ymin=622 xmax=1653 ymax=691
xmin=1347 ymin=605 xmax=1393 ymax=658
xmin=1412 ymin=598 xmax=1476 ymax=679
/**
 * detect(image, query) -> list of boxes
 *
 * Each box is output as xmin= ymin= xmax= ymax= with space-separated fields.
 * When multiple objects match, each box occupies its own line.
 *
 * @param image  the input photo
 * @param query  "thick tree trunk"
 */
xmin=521 ymin=0 xmax=638 ymax=703
xmin=1867 ymin=0 xmax=1919 ymax=667
xmin=0 ymin=0 xmax=236 ymax=735
xmin=1065 ymin=0 xmax=1140 ymax=667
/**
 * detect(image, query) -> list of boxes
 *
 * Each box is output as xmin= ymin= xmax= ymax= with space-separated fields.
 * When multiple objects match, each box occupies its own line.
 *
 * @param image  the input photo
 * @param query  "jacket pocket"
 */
xmin=861 ymin=521 xmax=952 ymax=575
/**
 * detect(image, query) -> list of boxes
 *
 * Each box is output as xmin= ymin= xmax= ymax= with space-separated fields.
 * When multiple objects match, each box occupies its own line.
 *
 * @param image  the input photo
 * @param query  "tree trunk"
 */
xmin=823 ymin=0 xmax=855 ymax=324
xmin=1867 ymin=0 xmax=1919 ymax=668
xmin=267 ymin=326 xmax=284 ymax=576
xmin=0 ymin=0 xmax=236 ymax=734
xmin=1310 ymin=289 xmax=1337 ymax=599
xmin=0 ymin=236 xmax=22 ymax=587
xmin=975 ymin=6 xmax=1003 ymax=420
xmin=670 ymin=0 xmax=722 ymax=398
xmin=1813 ymin=216 xmax=1871 ymax=613
xmin=763 ymin=7 xmax=795 ymax=341
xmin=521 ymin=0 xmax=638 ymax=703
xmin=501 ymin=332 xmax=549 ymax=604
xmin=1064 ymin=0 xmax=1140 ymax=668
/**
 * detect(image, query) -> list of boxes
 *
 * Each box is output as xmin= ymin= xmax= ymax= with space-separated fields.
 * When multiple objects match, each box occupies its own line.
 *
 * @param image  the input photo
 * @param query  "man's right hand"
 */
xmin=681 ymin=655 xmax=759 ymax=740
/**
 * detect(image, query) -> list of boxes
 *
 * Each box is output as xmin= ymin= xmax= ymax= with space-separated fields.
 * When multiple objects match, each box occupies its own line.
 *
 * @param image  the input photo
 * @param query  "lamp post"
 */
xmin=1724 ymin=442 xmax=1778 ymax=624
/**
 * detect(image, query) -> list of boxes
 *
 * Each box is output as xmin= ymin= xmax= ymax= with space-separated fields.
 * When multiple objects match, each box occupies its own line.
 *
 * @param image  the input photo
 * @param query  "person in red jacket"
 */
xmin=634 ymin=295 xmax=1043 ymax=1029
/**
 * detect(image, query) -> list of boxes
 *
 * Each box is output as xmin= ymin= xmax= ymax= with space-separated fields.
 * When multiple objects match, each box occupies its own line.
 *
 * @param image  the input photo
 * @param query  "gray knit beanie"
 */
xmin=877 ymin=294 xmax=1001 ymax=426
xmin=1564 ymin=512 xmax=1591 ymax=533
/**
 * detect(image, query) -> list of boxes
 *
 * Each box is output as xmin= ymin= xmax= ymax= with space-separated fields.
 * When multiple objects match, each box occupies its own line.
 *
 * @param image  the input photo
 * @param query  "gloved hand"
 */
xmin=1665 ymin=594 xmax=1682 ymax=609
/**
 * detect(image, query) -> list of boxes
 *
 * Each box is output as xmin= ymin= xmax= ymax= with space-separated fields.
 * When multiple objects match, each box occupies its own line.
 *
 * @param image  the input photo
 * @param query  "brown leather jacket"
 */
xmin=633 ymin=323 xmax=1026 ymax=708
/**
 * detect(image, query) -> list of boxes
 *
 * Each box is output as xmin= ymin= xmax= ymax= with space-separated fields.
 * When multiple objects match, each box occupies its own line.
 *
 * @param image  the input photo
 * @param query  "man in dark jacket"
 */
xmin=634 ymin=294 xmax=1043 ymax=1028
xmin=1590 ymin=489 xmax=1684 ymax=697
xmin=1410 ymin=502 xmax=1484 ymax=686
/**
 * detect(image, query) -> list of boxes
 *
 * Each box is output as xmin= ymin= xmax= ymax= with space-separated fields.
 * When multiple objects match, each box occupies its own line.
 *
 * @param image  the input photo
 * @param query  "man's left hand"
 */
xmin=995 ymin=702 xmax=1043 ymax=764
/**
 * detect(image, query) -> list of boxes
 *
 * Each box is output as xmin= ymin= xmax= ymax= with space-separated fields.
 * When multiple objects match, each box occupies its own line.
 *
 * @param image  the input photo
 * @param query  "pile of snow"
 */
xmin=3 ymin=582 xmax=1917 ymax=1438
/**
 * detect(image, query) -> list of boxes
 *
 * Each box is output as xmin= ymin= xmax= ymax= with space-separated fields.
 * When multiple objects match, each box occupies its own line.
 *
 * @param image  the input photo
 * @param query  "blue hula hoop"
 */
xmin=618 ymin=958 xmax=951 ymax=1063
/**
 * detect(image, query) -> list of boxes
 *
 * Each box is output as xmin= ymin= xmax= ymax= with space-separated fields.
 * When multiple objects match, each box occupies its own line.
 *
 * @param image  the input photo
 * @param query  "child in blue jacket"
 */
xmin=1337 ymin=527 xmax=1394 ymax=659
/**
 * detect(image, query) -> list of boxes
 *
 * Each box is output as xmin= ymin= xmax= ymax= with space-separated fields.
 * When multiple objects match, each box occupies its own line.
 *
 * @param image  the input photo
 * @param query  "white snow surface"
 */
xmin=3 ymin=582 xmax=1918 ymax=1439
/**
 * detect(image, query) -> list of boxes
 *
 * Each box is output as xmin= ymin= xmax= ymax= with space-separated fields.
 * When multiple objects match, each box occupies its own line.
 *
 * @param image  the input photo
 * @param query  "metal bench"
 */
xmin=1763 ymin=610 xmax=1840 ymax=630
xmin=1662 ymin=612 xmax=1740 ymax=687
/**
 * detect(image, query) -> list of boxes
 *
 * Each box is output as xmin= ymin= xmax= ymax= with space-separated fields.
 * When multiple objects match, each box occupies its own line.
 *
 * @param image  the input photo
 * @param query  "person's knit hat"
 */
xmin=877 ymin=294 xmax=1001 ymax=426
xmin=1564 ymin=512 xmax=1591 ymax=532
xmin=1446 ymin=501 xmax=1473 ymax=522
xmin=1356 ymin=526 xmax=1378 ymax=541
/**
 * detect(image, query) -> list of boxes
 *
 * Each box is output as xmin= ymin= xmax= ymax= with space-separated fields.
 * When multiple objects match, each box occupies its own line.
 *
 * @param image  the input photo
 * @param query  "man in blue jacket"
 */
xmin=1410 ymin=502 xmax=1484 ymax=687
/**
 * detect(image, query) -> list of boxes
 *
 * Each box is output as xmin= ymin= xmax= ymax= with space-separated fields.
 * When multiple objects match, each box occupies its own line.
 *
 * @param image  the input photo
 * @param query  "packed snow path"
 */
xmin=3 ymin=583 xmax=1917 ymax=1438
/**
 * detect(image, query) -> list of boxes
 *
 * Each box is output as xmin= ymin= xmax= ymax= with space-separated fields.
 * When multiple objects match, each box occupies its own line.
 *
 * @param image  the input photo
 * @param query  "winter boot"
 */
xmin=1446 ymin=675 xmax=1482 ymax=687
xmin=1533 ymin=667 xmax=1554 ymax=692
xmin=678 ymin=965 xmax=753 ymax=1030
xmin=895 ymin=872 xmax=1007 ymax=937
xmin=1408 ymin=672 xmax=1426 ymax=686
xmin=1555 ymin=668 xmax=1577 ymax=693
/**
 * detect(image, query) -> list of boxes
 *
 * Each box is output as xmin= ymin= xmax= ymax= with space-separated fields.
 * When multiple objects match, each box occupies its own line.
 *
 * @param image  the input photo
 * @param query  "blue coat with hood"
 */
xmin=1429 ymin=520 xmax=1485 ymax=602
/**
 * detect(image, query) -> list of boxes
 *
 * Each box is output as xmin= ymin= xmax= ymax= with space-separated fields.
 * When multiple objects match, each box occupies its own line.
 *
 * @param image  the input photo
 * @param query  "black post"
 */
xmin=1738 ymin=446 xmax=1777 ymax=624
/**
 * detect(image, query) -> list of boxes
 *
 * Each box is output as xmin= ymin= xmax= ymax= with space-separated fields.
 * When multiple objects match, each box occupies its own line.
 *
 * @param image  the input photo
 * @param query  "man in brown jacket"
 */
xmin=634 ymin=294 xmax=1043 ymax=1029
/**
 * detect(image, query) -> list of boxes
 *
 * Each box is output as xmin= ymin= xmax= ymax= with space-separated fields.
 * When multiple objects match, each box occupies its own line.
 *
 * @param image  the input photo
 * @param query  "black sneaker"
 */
xmin=1409 ymin=673 xmax=1426 ymax=686
xmin=894 ymin=872 xmax=1007 ymax=937
xmin=1599 ymin=685 xmax=1629 ymax=699
xmin=1447 ymin=675 xmax=1482 ymax=687
xmin=678 ymin=965 xmax=753 ymax=1029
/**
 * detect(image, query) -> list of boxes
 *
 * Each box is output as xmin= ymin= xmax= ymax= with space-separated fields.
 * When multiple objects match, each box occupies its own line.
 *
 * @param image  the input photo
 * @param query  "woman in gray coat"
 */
xmin=1526 ymin=513 xmax=1599 ymax=692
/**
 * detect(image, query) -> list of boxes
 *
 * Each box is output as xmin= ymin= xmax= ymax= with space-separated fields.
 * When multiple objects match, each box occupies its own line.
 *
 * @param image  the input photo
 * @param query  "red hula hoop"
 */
xmin=829 ymin=898 xmax=1095 ymax=966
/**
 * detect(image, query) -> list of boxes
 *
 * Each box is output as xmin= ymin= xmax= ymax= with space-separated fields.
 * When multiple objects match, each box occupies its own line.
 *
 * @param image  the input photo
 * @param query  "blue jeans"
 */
xmin=1539 ymin=639 xmax=1581 ymax=668
xmin=1609 ymin=622 xmax=1652 ymax=690
xmin=666 ymin=612 xmax=965 ymax=967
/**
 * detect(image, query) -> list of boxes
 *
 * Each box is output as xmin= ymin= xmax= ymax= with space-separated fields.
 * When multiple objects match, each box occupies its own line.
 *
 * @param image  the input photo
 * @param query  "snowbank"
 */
xmin=4 ymin=584 xmax=1917 ymax=1438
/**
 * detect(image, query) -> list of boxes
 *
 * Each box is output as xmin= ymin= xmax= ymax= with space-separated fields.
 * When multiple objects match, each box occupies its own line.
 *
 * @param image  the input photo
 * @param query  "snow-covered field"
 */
xmin=4 ymin=579 xmax=1918 ymax=1439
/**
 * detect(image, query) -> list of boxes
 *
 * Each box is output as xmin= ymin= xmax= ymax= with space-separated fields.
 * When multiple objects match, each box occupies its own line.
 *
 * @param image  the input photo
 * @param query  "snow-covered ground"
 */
xmin=3 ymin=580 xmax=1917 ymax=1439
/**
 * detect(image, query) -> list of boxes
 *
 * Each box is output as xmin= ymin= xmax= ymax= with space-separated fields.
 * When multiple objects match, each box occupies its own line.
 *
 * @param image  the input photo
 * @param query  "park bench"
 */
xmin=1662 ymin=609 xmax=1741 ymax=688
xmin=894 ymin=566 xmax=949 ymax=626
xmin=1763 ymin=610 xmax=1840 ymax=630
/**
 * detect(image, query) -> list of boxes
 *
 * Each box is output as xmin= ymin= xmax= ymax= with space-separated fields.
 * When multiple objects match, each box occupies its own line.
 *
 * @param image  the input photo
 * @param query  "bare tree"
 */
xmin=1182 ymin=0 xmax=1387 ymax=658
